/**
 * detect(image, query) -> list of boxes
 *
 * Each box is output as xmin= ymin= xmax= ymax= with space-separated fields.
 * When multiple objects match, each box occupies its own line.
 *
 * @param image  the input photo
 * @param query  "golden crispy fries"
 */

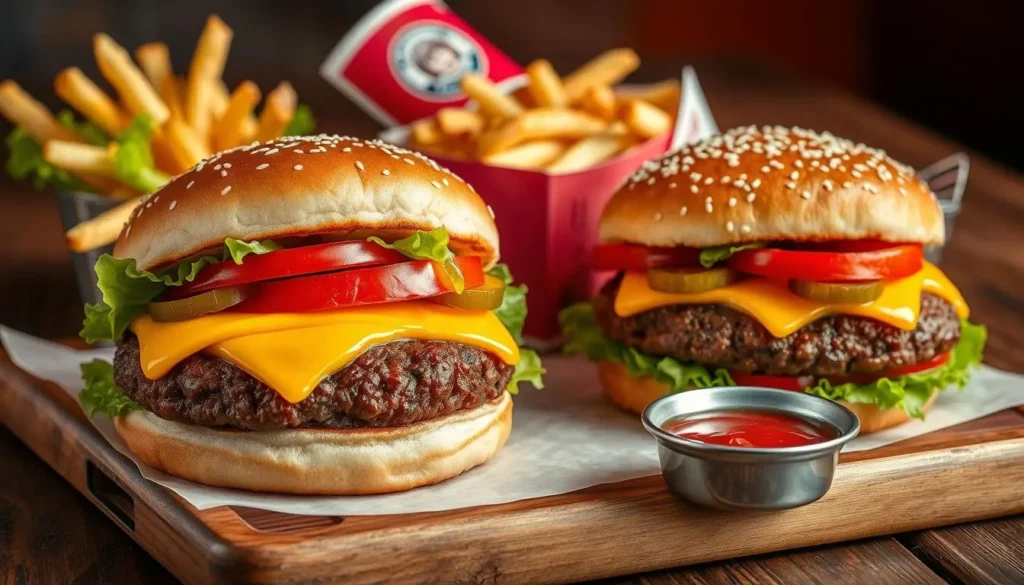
xmin=166 ymin=117 xmax=210 ymax=169
xmin=411 ymin=119 xmax=443 ymax=146
xmin=460 ymin=74 xmax=523 ymax=118
xmin=0 ymin=80 xmax=79 ymax=143
xmin=211 ymin=80 xmax=231 ymax=119
xmin=43 ymin=140 xmax=116 ymax=176
xmin=579 ymin=85 xmax=617 ymax=121
xmin=436 ymin=108 xmax=484 ymax=138
xmin=547 ymin=133 xmax=628 ymax=173
xmin=185 ymin=15 xmax=233 ymax=140
xmin=66 ymin=196 xmax=141 ymax=252
xmin=93 ymin=34 xmax=169 ymax=126
xmin=525 ymin=59 xmax=568 ymax=108
xmin=54 ymin=68 xmax=123 ymax=136
xmin=563 ymin=48 xmax=640 ymax=103
xmin=482 ymin=139 xmax=565 ymax=169
xmin=619 ymin=99 xmax=672 ymax=138
xmin=255 ymin=81 xmax=296 ymax=142
xmin=477 ymin=109 xmax=605 ymax=156
xmin=615 ymin=79 xmax=681 ymax=113
xmin=212 ymin=81 xmax=261 ymax=150
xmin=135 ymin=43 xmax=172 ymax=94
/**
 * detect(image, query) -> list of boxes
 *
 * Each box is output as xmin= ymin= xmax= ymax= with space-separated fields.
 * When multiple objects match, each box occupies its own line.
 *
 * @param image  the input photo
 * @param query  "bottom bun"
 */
xmin=114 ymin=392 xmax=513 ymax=495
xmin=597 ymin=361 xmax=936 ymax=434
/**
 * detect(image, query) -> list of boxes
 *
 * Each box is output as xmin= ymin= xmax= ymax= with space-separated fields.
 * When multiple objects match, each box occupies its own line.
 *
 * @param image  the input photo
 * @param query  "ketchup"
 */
xmin=662 ymin=410 xmax=838 ymax=448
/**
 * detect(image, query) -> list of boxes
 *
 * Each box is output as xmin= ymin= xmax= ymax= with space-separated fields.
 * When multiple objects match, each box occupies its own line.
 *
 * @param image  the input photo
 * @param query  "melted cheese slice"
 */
xmin=130 ymin=302 xmax=519 ymax=404
xmin=615 ymin=262 xmax=968 ymax=338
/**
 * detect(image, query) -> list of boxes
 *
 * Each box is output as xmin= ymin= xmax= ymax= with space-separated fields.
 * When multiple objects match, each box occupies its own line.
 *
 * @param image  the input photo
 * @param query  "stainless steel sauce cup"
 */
xmin=642 ymin=387 xmax=860 ymax=510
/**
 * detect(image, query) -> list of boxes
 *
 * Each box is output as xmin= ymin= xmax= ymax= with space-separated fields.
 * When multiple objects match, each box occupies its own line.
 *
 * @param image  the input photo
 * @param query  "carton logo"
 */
xmin=388 ymin=22 xmax=486 ymax=99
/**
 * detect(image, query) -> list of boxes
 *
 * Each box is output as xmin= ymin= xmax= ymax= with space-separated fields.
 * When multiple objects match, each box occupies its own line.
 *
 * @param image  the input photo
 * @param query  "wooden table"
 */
xmin=2 ymin=60 xmax=1023 ymax=584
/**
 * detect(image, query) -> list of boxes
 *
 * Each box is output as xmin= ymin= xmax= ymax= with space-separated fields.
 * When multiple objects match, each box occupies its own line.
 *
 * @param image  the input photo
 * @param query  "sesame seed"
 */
xmin=801 ymin=190 xmax=812 ymax=199
xmin=220 ymin=170 xmax=227 ymax=177
xmin=403 ymin=158 xmax=415 ymax=165
xmin=728 ymin=197 xmax=737 ymax=207
xmin=223 ymin=163 xmax=232 ymax=169
xmin=654 ymin=212 xmax=663 ymax=221
xmin=442 ymin=178 xmax=449 ymax=186
xmin=256 ymin=163 xmax=269 ymax=170
xmin=647 ymin=177 xmax=656 ymax=185
xmin=382 ymin=169 xmax=391 ymax=176
xmin=294 ymin=149 xmax=304 ymax=154
xmin=790 ymin=170 xmax=800 ymax=180
xmin=721 ymin=176 xmax=731 ymax=184
xmin=851 ymin=170 xmax=862 ymax=178
xmin=761 ymin=166 xmax=770 ymax=173
xmin=899 ymin=187 xmax=908 ymax=196
xmin=355 ymin=161 xmax=365 ymax=171
xmin=751 ymin=178 xmax=762 ymax=188
xmin=746 ymin=192 xmax=756 ymax=203
xmin=770 ymin=160 xmax=785 ymax=169
xmin=843 ymin=181 xmax=854 ymax=188
xmin=343 ymin=147 xmax=352 ymax=152
xmin=704 ymin=177 xmax=714 ymax=185
xmin=221 ymin=186 xmax=232 ymax=196
xmin=690 ymin=185 xmax=699 ymax=194
xmin=431 ymin=181 xmax=442 ymax=189
xmin=214 ymin=164 xmax=222 ymax=170
xmin=487 ymin=205 xmax=495 ymax=219
xmin=740 ymin=224 xmax=752 ymax=234
xmin=187 ymin=181 xmax=194 ymax=189
xmin=786 ymin=181 xmax=797 ymax=189
xmin=265 ymin=148 xmax=279 ymax=155
xmin=679 ymin=206 xmax=688 ymax=216
xmin=669 ymin=182 xmax=677 ymax=188
xmin=169 ymin=201 xmax=176 ymax=210
xmin=294 ymin=164 xmax=303 ymax=171
xmin=726 ymin=221 xmax=735 ymax=232
xmin=823 ymin=180 xmax=834 ymax=192
xmin=794 ymin=160 xmax=804 ymax=168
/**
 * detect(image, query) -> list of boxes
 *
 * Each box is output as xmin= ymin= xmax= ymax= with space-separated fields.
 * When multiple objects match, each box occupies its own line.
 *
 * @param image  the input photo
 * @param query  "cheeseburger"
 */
xmin=562 ymin=126 xmax=985 ymax=433
xmin=78 ymin=135 xmax=543 ymax=494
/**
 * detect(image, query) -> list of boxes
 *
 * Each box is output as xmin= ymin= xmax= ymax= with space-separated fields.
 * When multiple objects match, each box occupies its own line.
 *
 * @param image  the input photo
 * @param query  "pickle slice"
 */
xmin=149 ymin=286 xmax=248 ymax=322
xmin=789 ymin=279 xmax=884 ymax=303
xmin=430 ymin=275 xmax=506 ymax=310
xmin=648 ymin=266 xmax=737 ymax=294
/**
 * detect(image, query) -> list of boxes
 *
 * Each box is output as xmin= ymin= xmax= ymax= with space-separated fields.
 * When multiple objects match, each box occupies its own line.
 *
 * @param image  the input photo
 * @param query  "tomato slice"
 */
xmin=172 ymin=241 xmax=409 ymax=298
xmin=592 ymin=244 xmax=700 ymax=271
xmin=231 ymin=256 xmax=484 ymax=313
xmin=730 ymin=351 xmax=951 ymax=391
xmin=728 ymin=243 xmax=923 ymax=282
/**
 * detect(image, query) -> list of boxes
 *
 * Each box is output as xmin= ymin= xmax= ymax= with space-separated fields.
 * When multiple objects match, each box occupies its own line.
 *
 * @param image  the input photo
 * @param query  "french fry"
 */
xmin=150 ymin=133 xmax=187 ymax=174
xmin=255 ymin=81 xmax=296 ymax=142
xmin=547 ymin=133 xmax=628 ymax=173
xmin=43 ymin=140 xmax=116 ymax=176
xmin=579 ymin=85 xmax=617 ymax=121
xmin=411 ymin=119 xmax=443 ymax=146
xmin=135 ymin=43 xmax=173 ymax=96
xmin=482 ymin=139 xmax=565 ymax=170
xmin=66 ymin=196 xmax=141 ymax=252
xmin=54 ymin=68 xmax=123 ymax=136
xmin=619 ymin=99 xmax=672 ymax=138
xmin=166 ymin=117 xmax=210 ymax=169
xmin=615 ymin=79 xmax=681 ymax=113
xmin=185 ymin=15 xmax=233 ymax=140
xmin=460 ymin=74 xmax=523 ymax=118
xmin=211 ymin=80 xmax=231 ymax=119
xmin=0 ymin=80 xmax=79 ymax=143
xmin=436 ymin=108 xmax=484 ymax=138
xmin=93 ymin=34 xmax=169 ymax=126
xmin=525 ymin=59 xmax=568 ymax=108
xmin=562 ymin=48 xmax=640 ymax=102
xmin=212 ymin=81 xmax=261 ymax=150
xmin=477 ymin=108 xmax=605 ymax=157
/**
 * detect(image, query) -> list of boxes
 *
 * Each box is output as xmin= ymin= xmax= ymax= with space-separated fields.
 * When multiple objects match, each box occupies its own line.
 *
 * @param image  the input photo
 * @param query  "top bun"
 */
xmin=114 ymin=135 xmax=500 ymax=271
xmin=599 ymin=126 xmax=944 ymax=247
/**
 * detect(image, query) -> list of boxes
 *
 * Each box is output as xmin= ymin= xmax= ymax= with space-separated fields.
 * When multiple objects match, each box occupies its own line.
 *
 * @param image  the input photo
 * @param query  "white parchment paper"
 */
xmin=3 ymin=325 xmax=1023 ymax=516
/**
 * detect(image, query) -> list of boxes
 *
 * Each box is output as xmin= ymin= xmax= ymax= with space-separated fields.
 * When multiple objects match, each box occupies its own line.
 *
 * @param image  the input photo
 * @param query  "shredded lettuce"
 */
xmin=58 ymin=110 xmax=109 ymax=146
xmin=4 ymin=126 xmax=88 ymax=192
xmin=283 ymin=104 xmax=317 ymax=137
xmin=80 ymin=237 xmax=280 ymax=343
xmin=560 ymin=302 xmax=986 ymax=417
xmin=78 ymin=359 xmax=137 ymax=417
xmin=699 ymin=243 xmax=762 ymax=268
xmin=113 ymin=115 xmax=169 ymax=193
xmin=369 ymin=227 xmax=465 ymax=292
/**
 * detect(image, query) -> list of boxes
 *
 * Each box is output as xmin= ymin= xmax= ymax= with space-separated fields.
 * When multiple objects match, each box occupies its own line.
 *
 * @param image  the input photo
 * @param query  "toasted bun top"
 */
xmin=599 ymin=126 xmax=944 ymax=247
xmin=114 ymin=135 xmax=500 ymax=271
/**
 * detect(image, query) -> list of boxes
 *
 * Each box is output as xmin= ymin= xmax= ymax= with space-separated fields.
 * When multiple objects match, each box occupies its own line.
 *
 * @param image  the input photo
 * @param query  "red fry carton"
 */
xmin=321 ymin=0 xmax=718 ymax=344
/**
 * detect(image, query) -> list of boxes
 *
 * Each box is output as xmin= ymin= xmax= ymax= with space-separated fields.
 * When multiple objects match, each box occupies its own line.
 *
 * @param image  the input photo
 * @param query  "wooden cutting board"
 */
xmin=2 ymin=348 xmax=1024 ymax=585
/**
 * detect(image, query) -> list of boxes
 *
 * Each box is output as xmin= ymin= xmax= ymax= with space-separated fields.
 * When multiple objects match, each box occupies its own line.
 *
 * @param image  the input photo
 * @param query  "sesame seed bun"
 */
xmin=599 ymin=126 xmax=944 ymax=248
xmin=597 ymin=361 xmax=935 ymax=435
xmin=114 ymin=135 xmax=500 ymax=272
xmin=113 ymin=392 xmax=512 ymax=495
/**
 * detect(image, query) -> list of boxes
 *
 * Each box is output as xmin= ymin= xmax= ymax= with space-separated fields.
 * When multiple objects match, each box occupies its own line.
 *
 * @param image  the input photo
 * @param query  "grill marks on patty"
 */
xmin=594 ymin=277 xmax=961 ymax=377
xmin=114 ymin=337 xmax=513 ymax=431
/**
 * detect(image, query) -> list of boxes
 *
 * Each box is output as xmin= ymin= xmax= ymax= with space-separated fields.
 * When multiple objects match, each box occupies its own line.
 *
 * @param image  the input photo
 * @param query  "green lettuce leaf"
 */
xmin=80 ymin=237 xmax=280 ymax=343
xmin=78 ymin=359 xmax=137 ymax=417
xmin=58 ymin=110 xmax=109 ymax=145
xmin=113 ymin=115 xmax=170 ymax=193
xmin=507 ymin=348 xmax=544 ymax=394
xmin=283 ymin=104 xmax=317 ymax=137
xmin=699 ymin=243 xmax=762 ymax=268
xmin=488 ymin=263 xmax=528 ymax=345
xmin=4 ymin=126 xmax=88 ymax=192
xmin=369 ymin=227 xmax=465 ymax=292
xmin=559 ymin=302 xmax=986 ymax=417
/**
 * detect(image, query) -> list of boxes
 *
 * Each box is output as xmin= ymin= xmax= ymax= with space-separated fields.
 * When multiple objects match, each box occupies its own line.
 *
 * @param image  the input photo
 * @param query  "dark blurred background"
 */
xmin=0 ymin=0 xmax=1021 ymax=169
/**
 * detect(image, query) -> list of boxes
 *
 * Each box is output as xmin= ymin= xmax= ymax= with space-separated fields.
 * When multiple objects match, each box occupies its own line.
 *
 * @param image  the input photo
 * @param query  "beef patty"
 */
xmin=114 ymin=337 xmax=513 ymax=431
xmin=594 ymin=277 xmax=960 ymax=376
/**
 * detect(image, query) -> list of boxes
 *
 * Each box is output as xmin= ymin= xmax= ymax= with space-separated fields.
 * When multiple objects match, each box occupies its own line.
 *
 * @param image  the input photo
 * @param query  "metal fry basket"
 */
xmin=917 ymin=153 xmax=969 ymax=264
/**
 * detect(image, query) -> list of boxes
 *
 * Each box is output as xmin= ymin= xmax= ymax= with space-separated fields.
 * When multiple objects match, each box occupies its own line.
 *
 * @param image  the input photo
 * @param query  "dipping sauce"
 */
xmin=662 ymin=410 xmax=838 ymax=448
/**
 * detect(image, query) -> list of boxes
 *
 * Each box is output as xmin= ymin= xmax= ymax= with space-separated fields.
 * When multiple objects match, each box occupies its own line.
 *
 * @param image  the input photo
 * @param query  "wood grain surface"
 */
xmin=2 ymin=59 xmax=1024 ymax=584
